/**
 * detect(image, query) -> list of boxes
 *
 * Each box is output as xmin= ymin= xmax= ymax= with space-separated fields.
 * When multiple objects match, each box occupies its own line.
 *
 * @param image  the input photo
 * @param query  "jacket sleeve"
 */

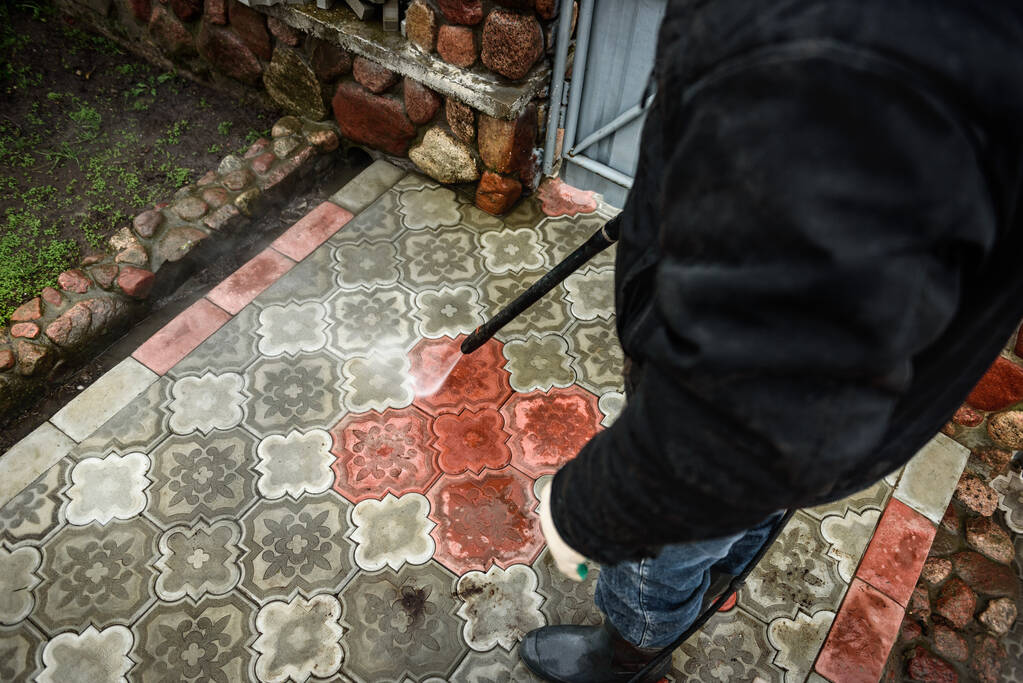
xmin=550 ymin=51 xmax=997 ymax=565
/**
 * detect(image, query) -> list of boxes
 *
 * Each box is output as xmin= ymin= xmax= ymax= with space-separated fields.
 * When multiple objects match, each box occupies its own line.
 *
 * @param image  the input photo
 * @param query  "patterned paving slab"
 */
xmin=0 ymin=165 xmax=964 ymax=682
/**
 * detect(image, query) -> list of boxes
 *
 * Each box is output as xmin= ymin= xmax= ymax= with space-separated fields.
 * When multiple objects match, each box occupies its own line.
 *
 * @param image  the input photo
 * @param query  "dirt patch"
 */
xmin=0 ymin=2 xmax=276 ymax=323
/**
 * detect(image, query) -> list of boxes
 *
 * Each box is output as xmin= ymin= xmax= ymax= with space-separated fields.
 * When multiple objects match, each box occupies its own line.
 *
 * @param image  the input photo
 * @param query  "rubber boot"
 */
xmin=519 ymin=621 xmax=670 ymax=683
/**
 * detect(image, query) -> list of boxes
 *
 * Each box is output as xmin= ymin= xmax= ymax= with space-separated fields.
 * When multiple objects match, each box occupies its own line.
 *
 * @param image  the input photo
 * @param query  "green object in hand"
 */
xmin=577 ymin=563 xmax=588 ymax=580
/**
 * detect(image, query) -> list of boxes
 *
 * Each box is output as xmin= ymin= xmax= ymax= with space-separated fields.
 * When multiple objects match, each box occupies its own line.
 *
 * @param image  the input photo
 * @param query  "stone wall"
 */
xmin=58 ymin=0 xmax=566 ymax=214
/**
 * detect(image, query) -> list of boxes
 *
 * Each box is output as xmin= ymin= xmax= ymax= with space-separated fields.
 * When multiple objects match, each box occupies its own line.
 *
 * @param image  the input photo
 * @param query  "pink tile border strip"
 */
xmin=132 ymin=298 xmax=231 ymax=375
xmin=206 ymin=247 xmax=295 ymax=315
xmin=855 ymin=498 xmax=936 ymax=607
xmin=815 ymin=579 xmax=905 ymax=683
xmin=271 ymin=201 xmax=354 ymax=261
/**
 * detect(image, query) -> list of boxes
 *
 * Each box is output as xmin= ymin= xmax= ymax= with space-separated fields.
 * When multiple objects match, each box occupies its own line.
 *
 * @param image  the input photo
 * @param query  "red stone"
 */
xmin=965 ymin=517 xmax=1014 ymax=565
xmin=933 ymin=625 xmax=968 ymax=662
xmin=89 ymin=264 xmax=120 ymax=289
xmin=1016 ymin=324 xmax=1023 ymax=358
xmin=14 ymin=340 xmax=52 ymax=377
xmin=535 ymin=0 xmax=557 ymax=20
xmin=10 ymin=298 xmax=42 ymax=322
xmin=815 ymin=579 xmax=904 ymax=683
xmin=481 ymin=9 xmax=543 ymax=79
xmin=330 ymin=406 xmax=440 ymax=503
xmin=493 ymin=0 xmax=532 ymax=8
xmin=478 ymin=105 xmax=536 ymax=175
xmin=148 ymin=4 xmax=195 ymax=57
xmin=973 ymin=447 xmax=1013 ymax=475
xmin=133 ymin=209 xmax=164 ymax=238
xmin=405 ymin=0 xmax=437 ymax=53
xmin=427 ymin=468 xmax=543 ymax=573
xmin=305 ymin=129 xmax=339 ymax=152
xmin=987 ymin=410 xmax=1023 ymax=449
xmin=446 ymin=98 xmax=475 ymax=143
xmin=952 ymin=404 xmax=985 ymax=427
xmin=404 ymin=79 xmax=442 ymax=125
xmin=0 ymin=348 xmax=13 ymax=371
xmin=45 ymin=302 xmax=93 ymax=348
xmin=971 ymin=634 xmax=1007 ymax=683
xmin=197 ymin=21 xmax=262 ymax=84
xmin=117 ymin=266 xmax=156 ymax=299
xmin=433 ymin=407 xmax=512 ymax=474
xmin=251 ymin=151 xmax=276 ymax=174
xmin=255 ymin=146 xmax=315 ymax=194
xmin=954 ymin=472 xmax=999 ymax=516
xmin=332 ymin=82 xmax=416 ymax=156
xmin=921 ymin=558 xmax=953 ymax=586
xmin=10 ymin=323 xmax=40 ymax=339
xmin=475 ymin=170 xmax=522 ymax=214
xmin=203 ymin=204 xmax=243 ymax=232
xmin=978 ymin=596 xmax=1017 ymax=635
xmin=409 ymin=336 xmax=512 ymax=416
xmin=204 ymin=0 xmax=226 ymax=24
xmin=953 ymin=552 xmax=1017 ymax=597
xmin=935 ymin=577 xmax=977 ymax=629
xmin=967 ymin=356 xmax=1023 ymax=411
xmin=907 ymin=583 xmax=931 ymax=621
xmin=308 ymin=37 xmax=352 ymax=82
xmin=81 ymin=255 xmax=104 ymax=266
xmin=536 ymin=176 xmax=597 ymax=216
xmin=83 ymin=297 xmax=124 ymax=335
xmin=41 ymin=287 xmax=63 ymax=308
xmin=941 ymin=421 xmax=957 ymax=437
xmin=437 ymin=0 xmax=482 ymax=25
xmin=856 ymin=498 xmax=936 ymax=606
xmin=907 ymin=647 xmax=958 ymax=683
xmin=169 ymin=0 xmax=200 ymax=21
xmin=267 ymin=16 xmax=300 ymax=46
xmin=940 ymin=506 xmax=960 ymax=534
xmin=243 ymin=137 xmax=271 ymax=159
xmin=201 ymin=187 xmax=230 ymax=209
xmin=352 ymin=57 xmax=399 ymax=94
xmin=58 ymin=269 xmax=92 ymax=294
xmin=221 ymin=169 xmax=252 ymax=192
xmin=128 ymin=0 xmax=151 ymax=22
xmin=437 ymin=24 xmax=477 ymax=67
xmin=227 ymin=0 xmax=271 ymax=60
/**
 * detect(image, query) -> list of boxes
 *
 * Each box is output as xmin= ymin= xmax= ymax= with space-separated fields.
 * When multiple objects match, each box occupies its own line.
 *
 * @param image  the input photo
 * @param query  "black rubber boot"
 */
xmin=518 ymin=621 xmax=670 ymax=683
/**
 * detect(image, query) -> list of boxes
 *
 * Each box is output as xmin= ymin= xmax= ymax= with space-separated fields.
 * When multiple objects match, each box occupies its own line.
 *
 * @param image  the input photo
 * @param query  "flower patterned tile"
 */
xmin=168 ymin=371 xmax=248 ymax=436
xmin=238 ymin=492 xmax=356 ymax=602
xmin=253 ymin=244 xmax=338 ymax=307
xmin=167 ymin=305 xmax=261 ymax=379
xmin=671 ymin=607 xmax=784 ymax=682
xmin=328 ymin=282 xmax=418 ymax=358
xmin=501 ymin=333 xmax=578 ymax=393
xmin=455 ymin=563 xmax=546 ymax=651
xmin=328 ymin=186 xmax=405 ymax=246
xmin=0 ymin=543 xmax=42 ymax=626
xmin=397 ymin=184 xmax=465 ymax=231
xmin=427 ymin=468 xmax=543 ymax=574
xmin=397 ymin=224 xmax=485 ymax=289
xmin=340 ymin=350 xmax=416 ymax=413
xmin=146 ymin=428 xmax=259 ymax=528
xmin=598 ymin=390 xmax=626 ymax=427
xmin=819 ymin=507 xmax=882 ymax=583
xmin=448 ymin=645 xmax=546 ymax=683
xmin=254 ymin=301 xmax=330 ymax=357
xmin=414 ymin=285 xmax=486 ymax=340
xmin=738 ymin=511 xmax=849 ymax=624
xmin=253 ymin=594 xmax=346 ymax=682
xmin=255 ymin=428 xmax=336 ymax=501
xmin=533 ymin=547 xmax=603 ymax=627
xmin=991 ymin=472 xmax=1023 ymax=533
xmin=153 ymin=519 xmax=243 ymax=601
xmin=480 ymin=271 xmax=572 ymax=341
xmin=538 ymin=213 xmax=610 ymax=265
xmin=64 ymin=451 xmax=150 ymax=526
xmin=132 ymin=592 xmax=257 ymax=683
xmin=38 ymin=624 xmax=134 ymax=683
xmin=50 ymin=357 xmax=158 ymax=443
xmin=331 ymin=406 xmax=441 ymax=503
xmin=804 ymin=479 xmax=891 ymax=521
xmin=0 ymin=460 xmax=66 ymax=544
xmin=0 ymin=422 xmax=76 ymax=509
xmin=433 ymin=406 xmax=513 ymax=475
xmin=479 ymin=227 xmax=550 ymax=275
xmin=75 ymin=377 xmax=171 ymax=457
xmin=333 ymin=239 xmax=402 ymax=290
xmin=766 ymin=609 xmax=836 ymax=683
xmin=501 ymin=386 xmax=602 ymax=478
xmin=563 ymin=265 xmax=615 ymax=322
xmin=350 ymin=493 xmax=437 ymax=571
xmin=409 ymin=336 xmax=512 ymax=416
xmin=0 ymin=622 xmax=44 ymax=682
xmin=339 ymin=561 xmax=467 ymax=682
xmin=565 ymin=317 xmax=625 ymax=396
xmin=243 ymin=352 xmax=345 ymax=435
xmin=33 ymin=517 xmax=160 ymax=633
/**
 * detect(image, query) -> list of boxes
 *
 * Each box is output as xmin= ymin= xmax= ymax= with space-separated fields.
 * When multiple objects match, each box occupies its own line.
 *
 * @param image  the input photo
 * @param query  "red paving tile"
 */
xmin=409 ymin=336 xmax=512 ymax=416
xmin=271 ymin=201 xmax=354 ymax=261
xmin=815 ymin=579 xmax=904 ymax=683
xmin=427 ymin=467 xmax=544 ymax=574
xmin=132 ymin=298 xmax=231 ymax=375
xmin=535 ymin=177 xmax=598 ymax=217
xmin=330 ymin=406 xmax=441 ymax=503
xmin=501 ymin=385 xmax=602 ymax=478
xmin=856 ymin=498 xmax=936 ymax=606
xmin=433 ymin=407 xmax=512 ymax=475
xmin=206 ymin=247 xmax=295 ymax=315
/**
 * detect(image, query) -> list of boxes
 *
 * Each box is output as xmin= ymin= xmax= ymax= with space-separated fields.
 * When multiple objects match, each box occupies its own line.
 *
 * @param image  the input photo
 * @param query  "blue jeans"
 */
xmin=594 ymin=512 xmax=783 ymax=648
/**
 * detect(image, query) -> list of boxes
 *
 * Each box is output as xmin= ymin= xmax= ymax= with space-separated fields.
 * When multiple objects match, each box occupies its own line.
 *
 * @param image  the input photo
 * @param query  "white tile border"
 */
xmin=892 ymin=432 xmax=970 ymax=524
xmin=50 ymin=357 xmax=158 ymax=442
xmin=0 ymin=421 xmax=76 ymax=509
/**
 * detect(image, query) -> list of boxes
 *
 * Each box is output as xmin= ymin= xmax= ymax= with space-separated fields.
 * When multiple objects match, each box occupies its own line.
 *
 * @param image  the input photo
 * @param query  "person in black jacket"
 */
xmin=519 ymin=1 xmax=1023 ymax=681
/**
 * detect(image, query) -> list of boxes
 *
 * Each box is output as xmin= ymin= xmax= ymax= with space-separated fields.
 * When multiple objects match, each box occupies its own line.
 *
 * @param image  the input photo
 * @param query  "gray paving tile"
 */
xmin=329 ymin=159 xmax=406 ymax=214
xmin=50 ymin=357 xmax=158 ymax=442
xmin=0 ymin=422 xmax=75 ymax=509
xmin=894 ymin=433 xmax=970 ymax=523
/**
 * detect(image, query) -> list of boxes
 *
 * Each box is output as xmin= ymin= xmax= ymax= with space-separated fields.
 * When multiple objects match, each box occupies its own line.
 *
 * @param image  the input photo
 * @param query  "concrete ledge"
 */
xmin=261 ymin=3 xmax=550 ymax=119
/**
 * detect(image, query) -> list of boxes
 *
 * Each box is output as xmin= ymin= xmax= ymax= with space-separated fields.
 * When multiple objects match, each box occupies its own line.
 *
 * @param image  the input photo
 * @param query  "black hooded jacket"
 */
xmin=550 ymin=0 xmax=1023 ymax=565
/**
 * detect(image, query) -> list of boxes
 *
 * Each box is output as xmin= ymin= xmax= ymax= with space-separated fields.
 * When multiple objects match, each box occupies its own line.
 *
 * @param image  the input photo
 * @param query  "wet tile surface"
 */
xmin=0 ymin=174 xmax=942 ymax=681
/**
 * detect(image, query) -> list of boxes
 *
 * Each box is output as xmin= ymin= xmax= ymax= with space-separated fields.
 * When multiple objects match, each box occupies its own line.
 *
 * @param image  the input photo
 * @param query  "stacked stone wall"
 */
xmin=57 ymin=0 xmax=567 ymax=215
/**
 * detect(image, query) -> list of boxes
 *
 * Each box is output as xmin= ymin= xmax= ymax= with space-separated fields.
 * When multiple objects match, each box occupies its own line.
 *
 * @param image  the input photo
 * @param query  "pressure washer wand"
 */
xmin=460 ymin=216 xmax=620 ymax=354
